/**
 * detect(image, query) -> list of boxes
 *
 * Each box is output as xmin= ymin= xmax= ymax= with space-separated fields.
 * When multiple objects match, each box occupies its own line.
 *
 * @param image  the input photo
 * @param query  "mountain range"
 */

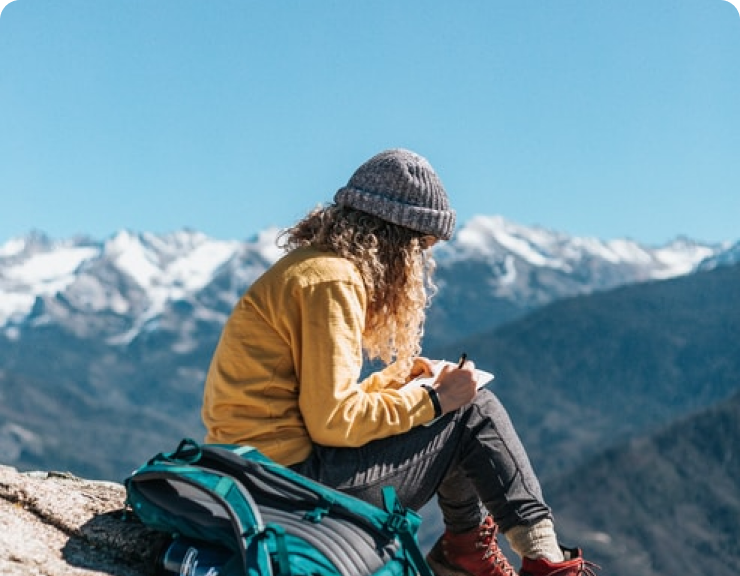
xmin=1 ymin=215 xmax=739 ymax=575
xmin=1 ymin=216 xmax=731 ymax=348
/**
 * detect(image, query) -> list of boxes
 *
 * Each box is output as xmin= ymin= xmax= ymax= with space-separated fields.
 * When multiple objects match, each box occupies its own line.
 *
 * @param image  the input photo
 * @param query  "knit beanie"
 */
xmin=334 ymin=149 xmax=456 ymax=240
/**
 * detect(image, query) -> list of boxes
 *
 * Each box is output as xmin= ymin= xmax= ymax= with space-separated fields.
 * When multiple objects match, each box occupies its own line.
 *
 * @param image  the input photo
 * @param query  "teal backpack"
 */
xmin=124 ymin=438 xmax=434 ymax=576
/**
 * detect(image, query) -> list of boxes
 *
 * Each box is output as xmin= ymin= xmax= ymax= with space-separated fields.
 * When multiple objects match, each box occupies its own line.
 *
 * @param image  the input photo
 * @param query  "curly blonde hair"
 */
xmin=278 ymin=205 xmax=437 ymax=371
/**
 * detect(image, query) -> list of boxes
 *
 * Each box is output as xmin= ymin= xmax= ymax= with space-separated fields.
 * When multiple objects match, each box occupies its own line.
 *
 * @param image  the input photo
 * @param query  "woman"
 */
xmin=201 ymin=148 xmax=597 ymax=576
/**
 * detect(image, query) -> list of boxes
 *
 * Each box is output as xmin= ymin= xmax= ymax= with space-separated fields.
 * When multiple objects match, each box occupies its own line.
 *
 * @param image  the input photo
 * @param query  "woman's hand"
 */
xmin=434 ymin=360 xmax=478 ymax=414
xmin=405 ymin=357 xmax=435 ymax=383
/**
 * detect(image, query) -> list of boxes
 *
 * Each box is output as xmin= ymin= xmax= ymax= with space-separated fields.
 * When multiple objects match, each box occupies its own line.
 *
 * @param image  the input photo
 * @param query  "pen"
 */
xmin=457 ymin=353 xmax=467 ymax=368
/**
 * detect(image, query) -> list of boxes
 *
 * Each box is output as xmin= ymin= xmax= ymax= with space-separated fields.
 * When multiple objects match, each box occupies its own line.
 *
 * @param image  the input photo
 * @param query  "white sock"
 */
xmin=504 ymin=518 xmax=565 ymax=563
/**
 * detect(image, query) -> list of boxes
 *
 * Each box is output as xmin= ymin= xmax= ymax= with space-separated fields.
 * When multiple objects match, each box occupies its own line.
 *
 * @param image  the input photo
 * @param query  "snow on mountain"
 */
xmin=437 ymin=215 xmax=717 ymax=279
xmin=0 ymin=228 xmax=281 ymax=341
xmin=697 ymin=239 xmax=740 ymax=271
xmin=0 ymin=234 xmax=98 ymax=326
xmin=0 ymin=217 xmax=735 ymax=345
xmin=102 ymin=230 xmax=241 ymax=336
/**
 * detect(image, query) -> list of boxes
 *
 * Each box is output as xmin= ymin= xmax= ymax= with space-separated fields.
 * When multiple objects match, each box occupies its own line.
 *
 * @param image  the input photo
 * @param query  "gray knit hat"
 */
xmin=334 ymin=148 xmax=456 ymax=240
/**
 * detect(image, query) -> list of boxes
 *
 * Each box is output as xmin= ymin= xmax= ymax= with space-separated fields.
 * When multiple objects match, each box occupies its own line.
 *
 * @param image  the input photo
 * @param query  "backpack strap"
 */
xmin=262 ymin=525 xmax=291 ymax=576
xmin=382 ymin=487 xmax=435 ymax=576
xmin=153 ymin=437 xmax=203 ymax=464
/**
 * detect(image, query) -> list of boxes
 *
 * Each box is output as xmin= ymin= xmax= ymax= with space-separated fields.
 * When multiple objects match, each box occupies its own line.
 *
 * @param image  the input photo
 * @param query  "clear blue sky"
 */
xmin=1 ymin=0 xmax=739 ymax=246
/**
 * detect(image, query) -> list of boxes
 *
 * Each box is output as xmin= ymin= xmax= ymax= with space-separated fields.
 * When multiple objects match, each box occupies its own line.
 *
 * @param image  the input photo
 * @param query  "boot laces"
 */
xmin=546 ymin=559 xmax=601 ymax=576
xmin=475 ymin=522 xmax=517 ymax=576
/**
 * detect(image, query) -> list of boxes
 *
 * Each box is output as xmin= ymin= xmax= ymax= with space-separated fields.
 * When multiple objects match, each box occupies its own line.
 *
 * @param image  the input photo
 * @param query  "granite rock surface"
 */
xmin=0 ymin=465 xmax=167 ymax=576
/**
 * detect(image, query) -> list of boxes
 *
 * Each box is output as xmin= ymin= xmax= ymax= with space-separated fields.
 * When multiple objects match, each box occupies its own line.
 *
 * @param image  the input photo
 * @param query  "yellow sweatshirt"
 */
xmin=201 ymin=246 xmax=436 ymax=466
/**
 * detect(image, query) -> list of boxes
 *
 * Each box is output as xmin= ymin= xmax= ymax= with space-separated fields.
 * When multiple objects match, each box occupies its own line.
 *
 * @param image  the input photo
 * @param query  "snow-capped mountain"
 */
xmin=0 ymin=227 xmax=281 ymax=342
xmin=1 ymin=216 xmax=736 ymax=347
xmin=697 ymin=239 xmax=740 ymax=271
xmin=439 ymin=216 xmax=718 ymax=279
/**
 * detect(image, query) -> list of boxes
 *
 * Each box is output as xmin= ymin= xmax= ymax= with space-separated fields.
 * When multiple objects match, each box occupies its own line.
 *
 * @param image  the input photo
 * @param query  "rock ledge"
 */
xmin=0 ymin=465 xmax=167 ymax=576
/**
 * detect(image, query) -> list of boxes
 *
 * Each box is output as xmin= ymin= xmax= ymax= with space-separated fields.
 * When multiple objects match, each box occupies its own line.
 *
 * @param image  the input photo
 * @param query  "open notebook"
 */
xmin=407 ymin=359 xmax=494 ymax=390
xmin=406 ymin=360 xmax=495 ymax=425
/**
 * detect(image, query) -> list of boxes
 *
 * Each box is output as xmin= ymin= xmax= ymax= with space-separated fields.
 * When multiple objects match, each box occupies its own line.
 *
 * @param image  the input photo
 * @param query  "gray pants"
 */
xmin=291 ymin=389 xmax=552 ymax=533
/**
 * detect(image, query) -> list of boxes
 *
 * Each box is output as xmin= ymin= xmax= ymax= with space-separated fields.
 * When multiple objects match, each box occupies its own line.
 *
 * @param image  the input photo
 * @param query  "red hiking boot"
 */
xmin=519 ymin=547 xmax=599 ymax=576
xmin=426 ymin=516 xmax=517 ymax=576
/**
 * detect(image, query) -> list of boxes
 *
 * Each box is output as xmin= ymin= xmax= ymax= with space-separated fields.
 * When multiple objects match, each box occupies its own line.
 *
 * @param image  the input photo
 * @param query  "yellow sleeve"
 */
xmin=295 ymin=279 xmax=437 ymax=447
xmin=359 ymin=363 xmax=406 ymax=392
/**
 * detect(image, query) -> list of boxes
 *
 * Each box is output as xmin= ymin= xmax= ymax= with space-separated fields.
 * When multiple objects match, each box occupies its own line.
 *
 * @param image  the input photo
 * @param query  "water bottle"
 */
xmin=157 ymin=537 xmax=234 ymax=576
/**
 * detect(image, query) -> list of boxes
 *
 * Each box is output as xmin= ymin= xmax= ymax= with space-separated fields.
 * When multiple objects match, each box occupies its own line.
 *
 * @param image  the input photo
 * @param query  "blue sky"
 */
xmin=1 ymin=0 xmax=739 ymax=247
